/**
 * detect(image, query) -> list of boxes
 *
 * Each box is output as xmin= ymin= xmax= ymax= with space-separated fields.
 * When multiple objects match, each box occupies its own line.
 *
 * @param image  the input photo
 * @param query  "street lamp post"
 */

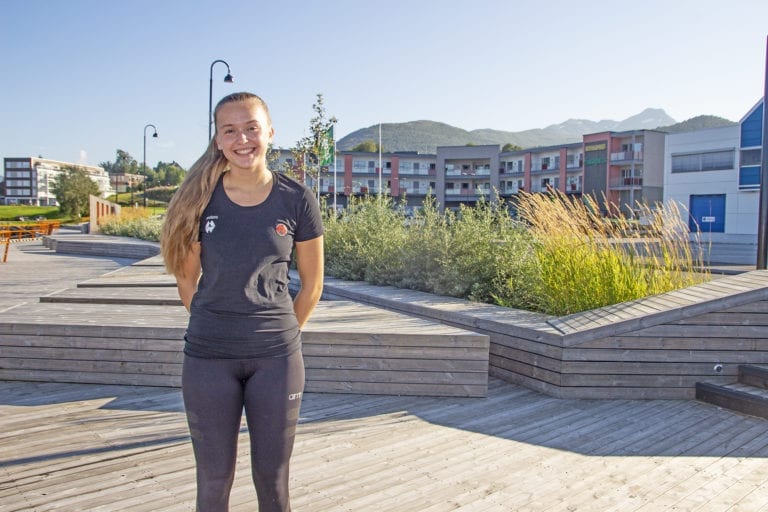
xmin=143 ymin=124 xmax=158 ymax=208
xmin=209 ymin=59 xmax=234 ymax=140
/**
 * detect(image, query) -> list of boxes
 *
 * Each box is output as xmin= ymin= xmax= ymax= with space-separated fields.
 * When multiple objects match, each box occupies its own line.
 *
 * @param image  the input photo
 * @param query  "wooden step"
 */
xmin=739 ymin=364 xmax=768 ymax=390
xmin=0 ymin=298 xmax=490 ymax=397
xmin=695 ymin=380 xmax=768 ymax=420
xmin=41 ymin=286 xmax=182 ymax=306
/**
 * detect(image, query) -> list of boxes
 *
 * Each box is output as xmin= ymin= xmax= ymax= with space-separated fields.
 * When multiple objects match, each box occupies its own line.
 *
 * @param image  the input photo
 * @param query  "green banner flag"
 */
xmin=318 ymin=126 xmax=334 ymax=166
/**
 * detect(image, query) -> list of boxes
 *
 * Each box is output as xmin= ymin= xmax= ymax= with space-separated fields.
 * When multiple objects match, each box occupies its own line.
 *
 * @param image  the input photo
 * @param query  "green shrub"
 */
xmin=98 ymin=208 xmax=162 ymax=242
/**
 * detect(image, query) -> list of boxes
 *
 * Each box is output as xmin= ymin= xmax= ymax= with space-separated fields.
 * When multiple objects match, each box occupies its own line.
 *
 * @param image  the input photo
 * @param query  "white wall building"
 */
xmin=2 ymin=157 xmax=113 ymax=206
xmin=664 ymin=125 xmax=757 ymax=243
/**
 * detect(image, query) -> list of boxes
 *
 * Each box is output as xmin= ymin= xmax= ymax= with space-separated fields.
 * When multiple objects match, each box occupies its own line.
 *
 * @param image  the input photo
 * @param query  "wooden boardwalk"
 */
xmin=2 ymin=378 xmax=768 ymax=511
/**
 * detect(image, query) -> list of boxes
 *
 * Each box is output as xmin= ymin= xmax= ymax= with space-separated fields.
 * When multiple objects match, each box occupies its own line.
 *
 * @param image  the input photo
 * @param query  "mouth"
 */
xmin=234 ymin=147 xmax=256 ymax=155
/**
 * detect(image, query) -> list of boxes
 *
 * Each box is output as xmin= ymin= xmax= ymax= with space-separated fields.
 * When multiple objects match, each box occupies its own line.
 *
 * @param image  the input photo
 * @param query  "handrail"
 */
xmin=0 ymin=221 xmax=60 ymax=263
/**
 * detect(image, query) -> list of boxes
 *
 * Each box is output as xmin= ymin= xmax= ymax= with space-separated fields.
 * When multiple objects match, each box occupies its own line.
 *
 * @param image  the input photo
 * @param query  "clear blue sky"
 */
xmin=2 ymin=0 xmax=767 ymax=170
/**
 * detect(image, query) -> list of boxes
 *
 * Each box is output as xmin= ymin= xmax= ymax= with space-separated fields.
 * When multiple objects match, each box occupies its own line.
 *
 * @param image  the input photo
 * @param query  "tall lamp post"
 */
xmin=209 ymin=59 xmax=234 ymax=140
xmin=143 ymin=124 xmax=158 ymax=208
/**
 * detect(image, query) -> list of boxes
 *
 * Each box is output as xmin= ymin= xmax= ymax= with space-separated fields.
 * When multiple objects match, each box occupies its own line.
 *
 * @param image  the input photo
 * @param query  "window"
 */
xmin=701 ymin=151 xmax=734 ymax=171
xmin=5 ymin=161 xmax=30 ymax=169
xmin=739 ymin=166 xmax=761 ymax=188
xmin=672 ymin=154 xmax=699 ymax=172
xmin=671 ymin=149 xmax=735 ymax=173
xmin=413 ymin=162 xmax=420 ymax=171
xmin=741 ymin=149 xmax=762 ymax=166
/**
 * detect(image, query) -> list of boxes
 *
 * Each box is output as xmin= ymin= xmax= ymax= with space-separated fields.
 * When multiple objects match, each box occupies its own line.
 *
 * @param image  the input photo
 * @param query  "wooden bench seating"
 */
xmin=0 ymin=257 xmax=490 ymax=398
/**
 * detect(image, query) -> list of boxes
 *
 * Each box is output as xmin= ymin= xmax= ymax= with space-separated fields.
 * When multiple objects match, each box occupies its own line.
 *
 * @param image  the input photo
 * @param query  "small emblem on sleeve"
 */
xmin=205 ymin=220 xmax=216 ymax=233
xmin=275 ymin=223 xmax=289 ymax=237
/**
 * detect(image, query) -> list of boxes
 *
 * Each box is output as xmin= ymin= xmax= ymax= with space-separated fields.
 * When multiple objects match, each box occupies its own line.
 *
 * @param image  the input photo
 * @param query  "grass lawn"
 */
xmin=0 ymin=206 xmax=64 ymax=222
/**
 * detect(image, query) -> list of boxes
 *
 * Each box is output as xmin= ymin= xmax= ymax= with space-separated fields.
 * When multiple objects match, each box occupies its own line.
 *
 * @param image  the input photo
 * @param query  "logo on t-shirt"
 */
xmin=205 ymin=218 xmax=216 ymax=234
xmin=275 ymin=222 xmax=289 ymax=237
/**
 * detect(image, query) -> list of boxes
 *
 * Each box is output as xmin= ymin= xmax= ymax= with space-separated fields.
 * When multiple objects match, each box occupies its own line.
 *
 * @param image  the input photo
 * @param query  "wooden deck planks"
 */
xmin=3 ymin=378 xmax=768 ymax=511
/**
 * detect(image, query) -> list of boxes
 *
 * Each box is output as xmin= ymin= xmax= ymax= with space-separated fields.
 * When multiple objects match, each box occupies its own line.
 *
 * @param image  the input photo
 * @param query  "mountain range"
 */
xmin=336 ymin=108 xmax=737 ymax=154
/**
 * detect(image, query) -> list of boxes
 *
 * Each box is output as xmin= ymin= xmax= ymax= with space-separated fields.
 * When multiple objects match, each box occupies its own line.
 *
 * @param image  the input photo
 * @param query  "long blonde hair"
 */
xmin=160 ymin=92 xmax=272 ymax=277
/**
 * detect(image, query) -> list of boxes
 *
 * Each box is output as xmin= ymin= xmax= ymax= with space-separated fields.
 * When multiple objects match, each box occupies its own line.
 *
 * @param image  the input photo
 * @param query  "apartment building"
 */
xmin=2 ymin=157 xmax=112 ymax=206
xmin=301 ymin=129 xmax=666 ymax=217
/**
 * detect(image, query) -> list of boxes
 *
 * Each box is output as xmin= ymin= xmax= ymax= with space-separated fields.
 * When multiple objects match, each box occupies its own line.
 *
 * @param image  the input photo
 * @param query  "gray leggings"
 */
xmin=182 ymin=351 xmax=305 ymax=512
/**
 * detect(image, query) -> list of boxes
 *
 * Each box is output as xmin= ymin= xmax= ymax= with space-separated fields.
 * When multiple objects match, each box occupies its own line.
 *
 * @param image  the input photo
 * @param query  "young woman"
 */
xmin=161 ymin=92 xmax=324 ymax=512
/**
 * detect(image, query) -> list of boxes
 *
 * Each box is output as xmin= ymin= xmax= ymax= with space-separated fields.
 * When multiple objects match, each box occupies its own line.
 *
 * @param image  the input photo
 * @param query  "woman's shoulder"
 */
xmin=274 ymin=171 xmax=313 ymax=197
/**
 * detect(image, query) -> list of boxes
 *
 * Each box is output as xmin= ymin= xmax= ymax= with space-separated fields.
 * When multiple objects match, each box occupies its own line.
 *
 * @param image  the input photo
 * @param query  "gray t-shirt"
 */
xmin=184 ymin=172 xmax=324 ymax=358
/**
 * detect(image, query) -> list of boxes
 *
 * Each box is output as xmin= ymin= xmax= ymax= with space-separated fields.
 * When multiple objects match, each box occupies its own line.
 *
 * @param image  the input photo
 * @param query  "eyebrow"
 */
xmin=218 ymin=120 xmax=262 ymax=128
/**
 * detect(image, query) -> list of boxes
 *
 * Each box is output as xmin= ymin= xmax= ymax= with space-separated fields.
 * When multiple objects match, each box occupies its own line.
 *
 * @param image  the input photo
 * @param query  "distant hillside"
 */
xmin=656 ymin=115 xmax=737 ymax=133
xmin=337 ymin=108 xmax=736 ymax=154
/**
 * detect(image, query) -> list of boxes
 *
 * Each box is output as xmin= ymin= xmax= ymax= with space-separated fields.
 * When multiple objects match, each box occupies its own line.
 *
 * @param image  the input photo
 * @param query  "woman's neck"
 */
xmin=222 ymin=168 xmax=274 ymax=206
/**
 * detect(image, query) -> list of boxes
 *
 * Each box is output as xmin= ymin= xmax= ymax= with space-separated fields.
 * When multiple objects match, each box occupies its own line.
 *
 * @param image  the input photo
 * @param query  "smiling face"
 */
xmin=214 ymin=98 xmax=274 ymax=173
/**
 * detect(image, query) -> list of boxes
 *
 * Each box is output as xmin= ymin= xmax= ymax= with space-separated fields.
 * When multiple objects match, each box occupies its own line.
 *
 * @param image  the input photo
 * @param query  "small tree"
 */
xmin=293 ymin=93 xmax=337 ymax=192
xmin=52 ymin=166 xmax=100 ymax=219
xmin=502 ymin=143 xmax=523 ymax=152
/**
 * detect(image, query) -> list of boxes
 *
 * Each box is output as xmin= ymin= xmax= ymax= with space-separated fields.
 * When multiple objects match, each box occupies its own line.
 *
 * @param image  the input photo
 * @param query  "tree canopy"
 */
xmin=151 ymin=161 xmax=186 ymax=187
xmin=502 ymin=143 xmax=524 ymax=152
xmin=52 ymin=166 xmax=100 ymax=219
xmin=350 ymin=140 xmax=381 ymax=153
xmin=290 ymin=93 xmax=338 ymax=190
xmin=100 ymin=149 xmax=138 ymax=176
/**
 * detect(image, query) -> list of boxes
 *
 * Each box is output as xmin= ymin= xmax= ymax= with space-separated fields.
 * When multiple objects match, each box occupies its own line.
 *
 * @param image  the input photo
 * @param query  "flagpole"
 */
xmin=333 ymin=138 xmax=337 ymax=212
xmin=378 ymin=123 xmax=382 ymax=199
xmin=758 ymin=34 xmax=768 ymax=269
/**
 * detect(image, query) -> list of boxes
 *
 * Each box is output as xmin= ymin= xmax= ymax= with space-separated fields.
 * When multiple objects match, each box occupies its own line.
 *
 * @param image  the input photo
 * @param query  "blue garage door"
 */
xmin=689 ymin=194 xmax=725 ymax=233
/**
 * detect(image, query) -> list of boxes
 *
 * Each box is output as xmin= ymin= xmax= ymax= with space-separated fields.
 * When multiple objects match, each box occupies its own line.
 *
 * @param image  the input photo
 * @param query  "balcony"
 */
xmin=445 ymin=188 xmax=491 ymax=197
xmin=566 ymin=183 xmax=582 ymax=193
xmin=610 ymin=151 xmax=643 ymax=163
xmin=609 ymin=176 xmax=643 ymax=189
xmin=398 ymin=187 xmax=427 ymax=196
xmin=445 ymin=168 xmax=491 ymax=177
xmin=398 ymin=169 xmax=433 ymax=176
xmin=530 ymin=166 xmax=559 ymax=174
